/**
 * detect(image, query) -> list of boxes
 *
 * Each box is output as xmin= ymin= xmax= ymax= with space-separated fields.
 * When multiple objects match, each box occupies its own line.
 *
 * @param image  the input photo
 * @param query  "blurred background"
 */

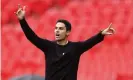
xmin=1 ymin=0 xmax=133 ymax=80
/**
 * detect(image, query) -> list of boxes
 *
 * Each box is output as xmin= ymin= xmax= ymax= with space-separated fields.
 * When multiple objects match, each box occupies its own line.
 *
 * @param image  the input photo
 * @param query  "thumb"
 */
xmin=23 ymin=6 xmax=26 ymax=11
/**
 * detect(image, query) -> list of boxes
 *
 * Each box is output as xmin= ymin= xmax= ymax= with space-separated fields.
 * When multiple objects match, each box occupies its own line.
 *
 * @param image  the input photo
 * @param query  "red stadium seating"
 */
xmin=1 ymin=0 xmax=133 ymax=80
xmin=116 ymin=75 xmax=133 ymax=80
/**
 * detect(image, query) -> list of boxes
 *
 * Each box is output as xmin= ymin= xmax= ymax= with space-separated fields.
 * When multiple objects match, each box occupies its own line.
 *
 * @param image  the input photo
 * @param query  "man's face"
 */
xmin=54 ymin=22 xmax=69 ymax=41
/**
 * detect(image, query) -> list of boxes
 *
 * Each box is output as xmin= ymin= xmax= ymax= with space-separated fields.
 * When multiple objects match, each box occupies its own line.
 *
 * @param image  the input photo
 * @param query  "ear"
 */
xmin=66 ymin=31 xmax=70 ymax=36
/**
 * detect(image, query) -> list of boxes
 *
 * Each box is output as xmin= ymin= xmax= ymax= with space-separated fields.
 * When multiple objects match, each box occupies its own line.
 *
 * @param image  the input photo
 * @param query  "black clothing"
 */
xmin=19 ymin=19 xmax=104 ymax=80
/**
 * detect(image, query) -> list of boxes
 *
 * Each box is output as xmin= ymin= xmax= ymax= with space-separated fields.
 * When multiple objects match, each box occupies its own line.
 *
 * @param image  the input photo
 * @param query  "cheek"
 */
xmin=60 ymin=31 xmax=67 ymax=36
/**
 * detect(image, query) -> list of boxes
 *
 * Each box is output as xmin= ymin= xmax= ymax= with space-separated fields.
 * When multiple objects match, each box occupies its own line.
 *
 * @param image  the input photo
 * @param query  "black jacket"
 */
xmin=19 ymin=19 xmax=104 ymax=80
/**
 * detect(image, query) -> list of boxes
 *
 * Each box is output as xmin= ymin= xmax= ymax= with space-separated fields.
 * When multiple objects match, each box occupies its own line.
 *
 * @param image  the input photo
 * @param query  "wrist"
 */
xmin=100 ymin=30 xmax=105 ymax=35
xmin=18 ymin=17 xmax=25 ymax=21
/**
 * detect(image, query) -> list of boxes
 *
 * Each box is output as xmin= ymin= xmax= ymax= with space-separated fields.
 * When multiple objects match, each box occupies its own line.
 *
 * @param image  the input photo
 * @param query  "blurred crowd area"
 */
xmin=1 ymin=0 xmax=133 ymax=80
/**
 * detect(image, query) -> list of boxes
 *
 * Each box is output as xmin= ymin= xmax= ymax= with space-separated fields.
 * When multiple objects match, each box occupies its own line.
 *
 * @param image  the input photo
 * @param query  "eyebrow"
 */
xmin=55 ymin=26 xmax=64 ymax=28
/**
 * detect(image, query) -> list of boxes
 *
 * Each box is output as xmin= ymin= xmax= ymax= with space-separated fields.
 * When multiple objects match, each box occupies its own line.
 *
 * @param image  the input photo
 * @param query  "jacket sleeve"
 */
xmin=78 ymin=31 xmax=105 ymax=53
xmin=19 ymin=18 xmax=52 ymax=52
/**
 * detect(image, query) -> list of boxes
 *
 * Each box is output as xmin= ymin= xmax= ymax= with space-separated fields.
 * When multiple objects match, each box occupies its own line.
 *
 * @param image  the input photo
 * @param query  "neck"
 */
xmin=57 ymin=39 xmax=68 ymax=46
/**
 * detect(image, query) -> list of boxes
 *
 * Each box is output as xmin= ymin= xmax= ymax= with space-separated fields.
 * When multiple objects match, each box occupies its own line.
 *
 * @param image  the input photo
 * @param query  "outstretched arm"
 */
xmin=78 ymin=23 xmax=115 ymax=53
xmin=15 ymin=4 xmax=52 ymax=52
xmin=19 ymin=18 xmax=52 ymax=51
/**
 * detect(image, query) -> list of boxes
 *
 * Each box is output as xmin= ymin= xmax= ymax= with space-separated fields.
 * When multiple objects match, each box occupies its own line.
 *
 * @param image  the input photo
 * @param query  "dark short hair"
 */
xmin=56 ymin=19 xmax=71 ymax=31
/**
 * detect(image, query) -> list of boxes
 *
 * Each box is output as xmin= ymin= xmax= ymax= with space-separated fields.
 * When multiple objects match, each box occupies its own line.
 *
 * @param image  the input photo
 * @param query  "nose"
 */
xmin=55 ymin=28 xmax=59 ymax=33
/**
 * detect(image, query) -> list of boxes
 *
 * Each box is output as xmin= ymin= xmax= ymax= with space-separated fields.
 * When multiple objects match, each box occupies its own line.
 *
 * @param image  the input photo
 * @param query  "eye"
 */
xmin=59 ymin=27 xmax=64 ymax=30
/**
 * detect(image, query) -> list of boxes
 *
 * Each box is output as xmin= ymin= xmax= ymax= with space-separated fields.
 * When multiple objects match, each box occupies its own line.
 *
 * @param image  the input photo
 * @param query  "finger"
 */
xmin=110 ymin=28 xmax=115 ymax=33
xmin=17 ymin=8 xmax=22 ymax=13
xmin=14 ymin=12 xmax=18 ymax=15
xmin=108 ymin=23 xmax=112 ymax=29
xmin=106 ymin=32 xmax=113 ymax=35
xmin=23 ymin=6 xmax=26 ymax=11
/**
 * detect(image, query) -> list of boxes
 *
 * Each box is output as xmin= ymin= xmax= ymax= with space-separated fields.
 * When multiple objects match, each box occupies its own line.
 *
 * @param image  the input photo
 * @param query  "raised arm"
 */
xmin=78 ymin=23 xmax=115 ymax=53
xmin=15 ymin=4 xmax=52 ymax=52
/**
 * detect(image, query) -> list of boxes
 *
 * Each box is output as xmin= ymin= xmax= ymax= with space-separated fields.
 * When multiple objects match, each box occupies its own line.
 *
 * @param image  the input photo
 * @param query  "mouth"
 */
xmin=55 ymin=34 xmax=60 ymax=38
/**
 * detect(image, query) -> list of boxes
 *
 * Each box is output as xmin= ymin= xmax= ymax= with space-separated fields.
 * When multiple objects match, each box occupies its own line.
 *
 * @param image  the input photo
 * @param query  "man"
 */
xmin=14 ymin=4 xmax=115 ymax=80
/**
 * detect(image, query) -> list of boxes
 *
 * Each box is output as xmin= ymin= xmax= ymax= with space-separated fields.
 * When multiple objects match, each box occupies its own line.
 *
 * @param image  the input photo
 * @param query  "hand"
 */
xmin=101 ymin=23 xmax=115 ymax=35
xmin=14 ymin=4 xmax=26 ymax=20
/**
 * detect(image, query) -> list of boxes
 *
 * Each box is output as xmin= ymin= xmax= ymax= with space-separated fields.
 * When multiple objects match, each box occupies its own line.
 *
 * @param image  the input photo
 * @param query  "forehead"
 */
xmin=56 ymin=22 xmax=65 ymax=28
